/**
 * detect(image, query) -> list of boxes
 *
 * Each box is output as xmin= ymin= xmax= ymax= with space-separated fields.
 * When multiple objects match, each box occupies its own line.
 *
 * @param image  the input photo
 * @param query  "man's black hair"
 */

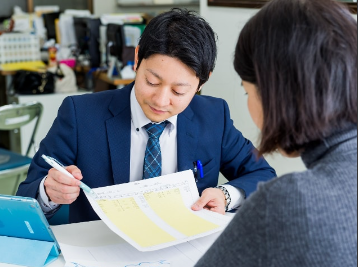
xmin=137 ymin=8 xmax=217 ymax=88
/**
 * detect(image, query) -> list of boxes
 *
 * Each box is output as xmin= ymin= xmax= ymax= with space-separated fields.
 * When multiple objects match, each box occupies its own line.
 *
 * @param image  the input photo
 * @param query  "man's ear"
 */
xmin=197 ymin=72 xmax=212 ymax=92
xmin=134 ymin=46 xmax=139 ymax=71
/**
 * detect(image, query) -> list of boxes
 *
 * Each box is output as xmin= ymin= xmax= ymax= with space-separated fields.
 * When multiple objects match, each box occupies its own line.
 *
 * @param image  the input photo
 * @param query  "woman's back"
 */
xmin=262 ymin=127 xmax=357 ymax=266
xmin=195 ymin=127 xmax=357 ymax=267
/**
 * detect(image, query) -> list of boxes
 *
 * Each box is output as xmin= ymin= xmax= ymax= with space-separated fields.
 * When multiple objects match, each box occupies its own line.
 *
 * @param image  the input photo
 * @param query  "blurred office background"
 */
xmin=0 ymin=0 xmax=356 ymax=196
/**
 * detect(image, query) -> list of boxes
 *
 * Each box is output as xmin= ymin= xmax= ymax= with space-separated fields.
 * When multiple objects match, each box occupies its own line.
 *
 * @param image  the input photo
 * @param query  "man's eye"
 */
xmin=146 ymin=79 xmax=158 ymax=86
xmin=173 ymin=90 xmax=185 ymax=96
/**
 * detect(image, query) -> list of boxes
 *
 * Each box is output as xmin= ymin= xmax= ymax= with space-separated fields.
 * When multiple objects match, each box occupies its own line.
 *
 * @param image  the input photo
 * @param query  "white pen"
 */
xmin=42 ymin=154 xmax=97 ymax=197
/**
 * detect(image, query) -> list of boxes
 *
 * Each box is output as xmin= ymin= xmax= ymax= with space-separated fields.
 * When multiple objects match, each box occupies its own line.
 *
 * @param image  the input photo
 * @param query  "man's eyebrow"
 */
xmin=146 ymin=69 xmax=162 ymax=80
xmin=173 ymin=82 xmax=191 ymax=87
xmin=146 ymin=69 xmax=192 ymax=88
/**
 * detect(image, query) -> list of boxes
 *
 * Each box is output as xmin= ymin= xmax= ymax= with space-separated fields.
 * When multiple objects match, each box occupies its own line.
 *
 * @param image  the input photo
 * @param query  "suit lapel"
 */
xmin=177 ymin=104 xmax=199 ymax=172
xmin=106 ymin=85 xmax=133 ymax=185
xmin=105 ymin=84 xmax=199 ymax=183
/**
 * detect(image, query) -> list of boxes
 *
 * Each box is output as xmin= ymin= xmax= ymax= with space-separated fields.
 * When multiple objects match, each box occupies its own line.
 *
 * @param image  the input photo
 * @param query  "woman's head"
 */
xmin=235 ymin=0 xmax=357 ymax=156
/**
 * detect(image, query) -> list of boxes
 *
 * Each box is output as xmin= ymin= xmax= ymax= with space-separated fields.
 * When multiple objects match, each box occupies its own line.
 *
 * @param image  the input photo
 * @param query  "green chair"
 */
xmin=0 ymin=102 xmax=43 ymax=195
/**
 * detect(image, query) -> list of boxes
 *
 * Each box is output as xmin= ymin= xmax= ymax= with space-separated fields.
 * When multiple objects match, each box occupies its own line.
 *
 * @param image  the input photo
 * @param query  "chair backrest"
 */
xmin=0 ymin=102 xmax=43 ymax=156
xmin=0 ymin=165 xmax=30 ymax=195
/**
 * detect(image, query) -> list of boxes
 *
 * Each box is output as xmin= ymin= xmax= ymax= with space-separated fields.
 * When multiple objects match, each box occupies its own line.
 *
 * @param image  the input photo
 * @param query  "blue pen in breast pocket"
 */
xmin=193 ymin=160 xmax=204 ymax=182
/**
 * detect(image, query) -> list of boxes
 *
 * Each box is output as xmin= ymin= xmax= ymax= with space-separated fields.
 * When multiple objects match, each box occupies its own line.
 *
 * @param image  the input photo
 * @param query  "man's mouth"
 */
xmin=150 ymin=106 xmax=167 ymax=114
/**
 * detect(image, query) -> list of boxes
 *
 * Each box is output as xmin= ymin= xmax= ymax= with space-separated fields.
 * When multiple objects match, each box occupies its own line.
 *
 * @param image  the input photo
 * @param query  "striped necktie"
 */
xmin=143 ymin=121 xmax=169 ymax=179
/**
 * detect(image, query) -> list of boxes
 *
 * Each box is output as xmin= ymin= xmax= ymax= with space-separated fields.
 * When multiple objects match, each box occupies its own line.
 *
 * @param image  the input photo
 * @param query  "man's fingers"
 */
xmin=191 ymin=190 xmax=213 ymax=211
xmin=47 ymin=180 xmax=80 ymax=195
xmin=44 ymin=180 xmax=80 ymax=205
xmin=47 ymin=190 xmax=79 ymax=204
xmin=66 ymin=165 xmax=83 ymax=180
xmin=45 ymin=168 xmax=82 ymax=205
xmin=48 ymin=168 xmax=81 ymax=186
xmin=191 ymin=188 xmax=227 ymax=214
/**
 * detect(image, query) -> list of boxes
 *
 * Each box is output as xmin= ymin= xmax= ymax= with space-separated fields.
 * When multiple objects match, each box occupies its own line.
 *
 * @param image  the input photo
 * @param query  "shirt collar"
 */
xmin=130 ymin=85 xmax=177 ymax=131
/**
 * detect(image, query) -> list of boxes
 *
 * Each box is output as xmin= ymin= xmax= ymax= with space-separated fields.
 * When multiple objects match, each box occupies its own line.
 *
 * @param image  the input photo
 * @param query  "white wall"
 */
xmin=94 ymin=0 xmax=118 ymax=16
xmin=200 ymin=0 xmax=307 ymax=178
xmin=93 ymin=0 xmax=199 ymax=17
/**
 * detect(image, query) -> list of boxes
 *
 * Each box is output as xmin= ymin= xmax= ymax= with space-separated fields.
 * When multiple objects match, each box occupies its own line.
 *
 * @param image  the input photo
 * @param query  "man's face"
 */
xmin=134 ymin=51 xmax=200 ymax=122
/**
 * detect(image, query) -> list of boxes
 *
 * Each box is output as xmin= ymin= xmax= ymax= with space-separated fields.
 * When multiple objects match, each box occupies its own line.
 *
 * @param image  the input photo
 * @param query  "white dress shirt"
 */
xmin=129 ymin=86 xmax=178 ymax=181
xmin=38 ymin=86 xmax=244 ymax=211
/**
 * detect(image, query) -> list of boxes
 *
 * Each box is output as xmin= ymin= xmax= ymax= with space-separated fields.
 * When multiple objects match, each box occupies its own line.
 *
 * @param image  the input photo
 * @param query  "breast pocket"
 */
xmin=196 ymin=158 xmax=219 ymax=192
xmin=201 ymin=158 xmax=217 ymax=176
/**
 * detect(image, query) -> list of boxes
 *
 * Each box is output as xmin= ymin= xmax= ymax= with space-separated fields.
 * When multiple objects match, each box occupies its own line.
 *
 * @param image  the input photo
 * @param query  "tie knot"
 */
xmin=144 ymin=121 xmax=169 ymax=139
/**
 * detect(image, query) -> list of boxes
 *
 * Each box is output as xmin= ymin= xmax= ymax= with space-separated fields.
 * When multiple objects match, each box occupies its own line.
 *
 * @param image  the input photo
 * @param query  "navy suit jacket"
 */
xmin=17 ymin=83 xmax=276 ymax=223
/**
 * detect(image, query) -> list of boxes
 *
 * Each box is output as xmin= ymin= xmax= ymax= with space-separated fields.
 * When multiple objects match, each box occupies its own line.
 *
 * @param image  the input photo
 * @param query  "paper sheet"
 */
xmin=85 ymin=170 xmax=231 ymax=251
xmin=61 ymin=231 xmax=224 ymax=267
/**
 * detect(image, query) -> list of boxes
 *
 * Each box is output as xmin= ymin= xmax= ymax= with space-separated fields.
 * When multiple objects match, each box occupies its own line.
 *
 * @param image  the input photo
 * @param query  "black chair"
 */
xmin=43 ymin=12 xmax=61 ymax=41
xmin=74 ymin=17 xmax=90 ymax=55
xmin=88 ymin=18 xmax=102 ymax=68
xmin=106 ymin=23 xmax=126 ymax=64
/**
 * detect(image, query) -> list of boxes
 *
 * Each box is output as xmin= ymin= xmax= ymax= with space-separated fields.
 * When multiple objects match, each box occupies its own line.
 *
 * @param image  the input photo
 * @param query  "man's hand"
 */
xmin=191 ymin=188 xmax=227 ymax=215
xmin=44 ymin=165 xmax=83 ymax=204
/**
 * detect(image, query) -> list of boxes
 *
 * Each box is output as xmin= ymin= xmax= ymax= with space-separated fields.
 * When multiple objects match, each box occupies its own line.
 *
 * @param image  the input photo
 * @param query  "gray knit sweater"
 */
xmin=195 ymin=127 xmax=357 ymax=267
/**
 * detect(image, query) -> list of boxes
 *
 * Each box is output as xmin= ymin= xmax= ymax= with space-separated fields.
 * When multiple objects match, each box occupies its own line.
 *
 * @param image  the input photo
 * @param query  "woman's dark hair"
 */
xmin=234 ymin=0 xmax=357 ymax=155
xmin=137 ymin=8 xmax=217 ymax=89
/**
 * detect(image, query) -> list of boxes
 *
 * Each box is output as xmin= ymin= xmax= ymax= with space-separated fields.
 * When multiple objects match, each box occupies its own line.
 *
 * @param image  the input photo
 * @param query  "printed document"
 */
xmin=85 ymin=170 xmax=231 ymax=251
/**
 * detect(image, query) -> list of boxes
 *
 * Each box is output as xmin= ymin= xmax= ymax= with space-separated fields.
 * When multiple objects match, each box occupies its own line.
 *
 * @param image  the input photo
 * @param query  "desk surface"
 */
xmin=0 ymin=213 xmax=235 ymax=267
xmin=0 ymin=70 xmax=16 ymax=76
xmin=96 ymin=72 xmax=134 ymax=86
xmin=0 ymin=65 xmax=90 ymax=76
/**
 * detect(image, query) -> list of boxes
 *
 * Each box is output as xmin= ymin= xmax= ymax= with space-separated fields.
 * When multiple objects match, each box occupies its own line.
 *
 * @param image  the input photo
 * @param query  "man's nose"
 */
xmin=153 ymin=88 xmax=171 ymax=107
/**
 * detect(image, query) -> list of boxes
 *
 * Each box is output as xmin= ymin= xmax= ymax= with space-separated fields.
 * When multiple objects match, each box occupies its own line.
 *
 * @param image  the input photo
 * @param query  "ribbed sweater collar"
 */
xmin=301 ymin=125 xmax=357 ymax=169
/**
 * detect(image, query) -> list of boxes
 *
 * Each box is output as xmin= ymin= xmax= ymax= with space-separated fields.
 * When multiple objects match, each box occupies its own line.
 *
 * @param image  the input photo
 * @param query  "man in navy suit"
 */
xmin=17 ymin=9 xmax=276 ymax=223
